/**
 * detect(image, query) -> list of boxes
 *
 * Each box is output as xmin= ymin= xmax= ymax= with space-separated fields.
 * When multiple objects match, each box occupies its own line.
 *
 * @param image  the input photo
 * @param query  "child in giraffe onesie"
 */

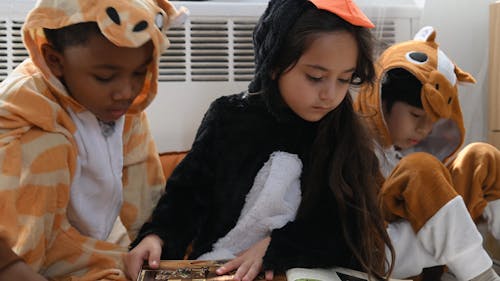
xmin=0 ymin=0 xmax=186 ymax=280
xmin=355 ymin=26 xmax=500 ymax=281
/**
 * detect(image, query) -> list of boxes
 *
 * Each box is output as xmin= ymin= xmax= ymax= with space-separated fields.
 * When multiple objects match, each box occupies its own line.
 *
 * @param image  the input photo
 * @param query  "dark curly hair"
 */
xmin=43 ymin=22 xmax=101 ymax=51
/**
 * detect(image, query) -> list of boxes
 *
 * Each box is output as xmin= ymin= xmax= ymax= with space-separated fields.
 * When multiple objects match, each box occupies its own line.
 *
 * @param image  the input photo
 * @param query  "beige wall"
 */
xmin=489 ymin=2 xmax=500 ymax=149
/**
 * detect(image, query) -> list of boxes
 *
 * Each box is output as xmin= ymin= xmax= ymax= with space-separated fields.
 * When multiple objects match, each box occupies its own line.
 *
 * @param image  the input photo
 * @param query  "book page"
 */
xmin=286 ymin=267 xmax=343 ymax=281
xmin=286 ymin=267 xmax=410 ymax=281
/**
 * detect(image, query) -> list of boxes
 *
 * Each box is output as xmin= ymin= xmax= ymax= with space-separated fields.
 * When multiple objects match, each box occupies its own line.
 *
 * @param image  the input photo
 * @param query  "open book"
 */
xmin=136 ymin=260 xmax=286 ymax=281
xmin=286 ymin=267 xmax=410 ymax=281
xmin=135 ymin=260 xmax=406 ymax=281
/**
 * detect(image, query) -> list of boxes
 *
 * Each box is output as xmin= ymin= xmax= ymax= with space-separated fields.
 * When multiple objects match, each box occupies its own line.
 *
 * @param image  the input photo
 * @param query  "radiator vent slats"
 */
xmin=0 ymin=20 xmax=8 ymax=79
xmin=0 ymin=17 xmax=399 ymax=83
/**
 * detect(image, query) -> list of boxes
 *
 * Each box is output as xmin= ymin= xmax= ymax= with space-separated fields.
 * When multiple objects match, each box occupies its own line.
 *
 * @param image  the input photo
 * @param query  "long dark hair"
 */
xmin=251 ymin=1 xmax=394 ymax=278
xmin=303 ymin=95 xmax=394 ymax=279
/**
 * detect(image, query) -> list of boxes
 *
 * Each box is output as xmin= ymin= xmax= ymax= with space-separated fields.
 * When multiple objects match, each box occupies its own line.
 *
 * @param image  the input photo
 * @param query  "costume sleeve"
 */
xmin=0 ymin=65 xmax=142 ymax=281
xmin=130 ymin=100 xmax=220 ymax=259
xmin=0 ymin=125 xmax=128 ymax=279
xmin=0 ymin=125 xmax=75 ymax=268
xmin=121 ymin=112 xmax=166 ymax=240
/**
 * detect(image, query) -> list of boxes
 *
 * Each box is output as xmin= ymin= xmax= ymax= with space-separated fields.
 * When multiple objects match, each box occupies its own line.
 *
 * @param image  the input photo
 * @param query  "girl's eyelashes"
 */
xmin=339 ymin=77 xmax=351 ymax=84
xmin=306 ymin=74 xmax=322 ymax=82
xmin=305 ymin=72 xmax=353 ymax=84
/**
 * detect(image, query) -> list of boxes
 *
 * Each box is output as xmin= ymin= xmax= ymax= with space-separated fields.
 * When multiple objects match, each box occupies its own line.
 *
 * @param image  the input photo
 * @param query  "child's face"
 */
xmin=277 ymin=31 xmax=357 ymax=122
xmin=383 ymin=101 xmax=434 ymax=150
xmin=46 ymin=33 xmax=154 ymax=122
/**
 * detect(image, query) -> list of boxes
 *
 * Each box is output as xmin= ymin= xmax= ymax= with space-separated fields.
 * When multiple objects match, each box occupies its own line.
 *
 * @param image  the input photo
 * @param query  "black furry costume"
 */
xmin=131 ymin=92 xmax=357 ymax=271
xmin=131 ymin=0 xmax=363 ymax=272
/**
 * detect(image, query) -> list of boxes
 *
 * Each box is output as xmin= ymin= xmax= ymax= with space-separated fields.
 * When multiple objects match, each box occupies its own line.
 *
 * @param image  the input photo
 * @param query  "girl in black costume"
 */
xmin=126 ymin=0 xmax=394 ymax=280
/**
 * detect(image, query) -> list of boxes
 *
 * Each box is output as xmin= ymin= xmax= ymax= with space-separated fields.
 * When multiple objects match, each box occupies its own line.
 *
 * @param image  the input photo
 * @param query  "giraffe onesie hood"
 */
xmin=0 ymin=0 xmax=186 ymax=280
xmin=356 ymin=26 xmax=500 ymax=280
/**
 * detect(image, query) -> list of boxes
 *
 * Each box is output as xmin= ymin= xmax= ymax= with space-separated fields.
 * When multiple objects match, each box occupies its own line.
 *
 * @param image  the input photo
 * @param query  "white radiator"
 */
xmin=0 ymin=0 xmax=422 ymax=153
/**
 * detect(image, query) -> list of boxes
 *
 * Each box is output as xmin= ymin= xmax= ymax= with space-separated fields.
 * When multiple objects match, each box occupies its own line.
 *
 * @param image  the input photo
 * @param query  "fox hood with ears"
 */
xmin=355 ymin=26 xmax=475 ymax=163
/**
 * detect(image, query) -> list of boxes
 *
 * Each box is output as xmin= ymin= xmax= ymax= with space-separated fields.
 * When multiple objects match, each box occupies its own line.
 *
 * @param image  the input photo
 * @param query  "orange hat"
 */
xmin=309 ymin=0 xmax=374 ymax=28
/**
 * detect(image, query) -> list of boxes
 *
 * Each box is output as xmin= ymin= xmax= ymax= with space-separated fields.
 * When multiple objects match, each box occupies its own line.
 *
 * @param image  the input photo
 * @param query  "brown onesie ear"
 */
xmin=413 ymin=26 xmax=437 ymax=43
xmin=421 ymin=70 xmax=454 ymax=121
xmin=455 ymin=65 xmax=476 ymax=84
xmin=422 ymin=84 xmax=448 ymax=122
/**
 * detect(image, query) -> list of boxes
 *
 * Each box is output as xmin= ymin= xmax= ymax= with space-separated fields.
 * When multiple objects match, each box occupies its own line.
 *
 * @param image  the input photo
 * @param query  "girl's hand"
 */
xmin=215 ymin=236 xmax=274 ymax=281
xmin=123 ymin=234 xmax=163 ymax=280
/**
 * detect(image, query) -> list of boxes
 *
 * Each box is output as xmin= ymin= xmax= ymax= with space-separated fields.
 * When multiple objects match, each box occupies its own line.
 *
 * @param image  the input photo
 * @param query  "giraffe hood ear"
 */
xmin=22 ymin=0 xmax=188 ymax=113
xmin=156 ymin=0 xmax=189 ymax=27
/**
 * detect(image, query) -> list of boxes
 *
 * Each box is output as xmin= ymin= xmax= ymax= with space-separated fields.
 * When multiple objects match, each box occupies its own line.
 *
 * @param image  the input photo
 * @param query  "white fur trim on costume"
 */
xmin=197 ymin=151 xmax=302 ymax=260
xmin=483 ymin=199 xmax=500 ymax=240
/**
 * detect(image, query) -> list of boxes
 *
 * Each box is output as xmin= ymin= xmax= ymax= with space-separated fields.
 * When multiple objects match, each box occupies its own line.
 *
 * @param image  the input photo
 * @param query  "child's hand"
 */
xmin=124 ymin=234 xmax=163 ymax=280
xmin=216 ymin=236 xmax=274 ymax=281
xmin=0 ymin=261 xmax=49 ymax=281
